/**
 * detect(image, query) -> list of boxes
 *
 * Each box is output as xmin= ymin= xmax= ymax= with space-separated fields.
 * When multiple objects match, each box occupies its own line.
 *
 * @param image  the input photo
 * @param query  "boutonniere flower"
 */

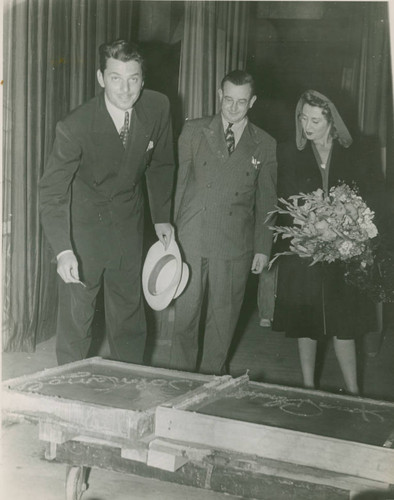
xmin=251 ymin=156 xmax=261 ymax=169
xmin=146 ymin=140 xmax=154 ymax=152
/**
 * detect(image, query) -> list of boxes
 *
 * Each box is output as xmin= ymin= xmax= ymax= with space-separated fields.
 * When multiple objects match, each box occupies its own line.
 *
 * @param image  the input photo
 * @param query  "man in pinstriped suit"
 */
xmin=167 ymin=70 xmax=277 ymax=375
xmin=40 ymin=40 xmax=174 ymax=365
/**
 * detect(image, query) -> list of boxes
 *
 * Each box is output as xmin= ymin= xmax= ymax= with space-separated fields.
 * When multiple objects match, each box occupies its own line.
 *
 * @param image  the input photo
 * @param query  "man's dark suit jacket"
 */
xmin=40 ymin=89 xmax=174 ymax=271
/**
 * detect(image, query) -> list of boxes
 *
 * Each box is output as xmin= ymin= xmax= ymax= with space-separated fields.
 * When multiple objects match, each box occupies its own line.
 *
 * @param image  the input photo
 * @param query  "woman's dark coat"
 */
xmin=272 ymin=139 xmax=381 ymax=339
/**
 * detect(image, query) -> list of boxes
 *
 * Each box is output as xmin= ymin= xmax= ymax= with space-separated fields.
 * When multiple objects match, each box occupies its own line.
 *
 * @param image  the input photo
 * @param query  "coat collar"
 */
xmin=203 ymin=114 xmax=260 ymax=161
xmin=298 ymin=140 xmax=347 ymax=189
xmin=110 ymin=91 xmax=154 ymax=194
xmin=124 ymin=90 xmax=152 ymax=152
xmin=90 ymin=92 xmax=154 ymax=195
xmin=93 ymin=92 xmax=151 ymax=138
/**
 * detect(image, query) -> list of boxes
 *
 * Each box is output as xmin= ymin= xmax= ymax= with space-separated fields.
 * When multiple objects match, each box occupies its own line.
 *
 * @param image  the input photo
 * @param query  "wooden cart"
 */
xmin=3 ymin=357 xmax=394 ymax=499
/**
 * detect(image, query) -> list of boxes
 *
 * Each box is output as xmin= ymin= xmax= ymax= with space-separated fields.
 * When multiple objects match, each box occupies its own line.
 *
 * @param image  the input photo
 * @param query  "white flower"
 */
xmin=251 ymin=156 xmax=261 ymax=169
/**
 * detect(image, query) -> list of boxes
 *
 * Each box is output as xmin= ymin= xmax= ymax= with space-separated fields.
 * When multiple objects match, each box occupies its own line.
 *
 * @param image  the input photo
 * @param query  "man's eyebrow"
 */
xmin=108 ymin=71 xmax=140 ymax=77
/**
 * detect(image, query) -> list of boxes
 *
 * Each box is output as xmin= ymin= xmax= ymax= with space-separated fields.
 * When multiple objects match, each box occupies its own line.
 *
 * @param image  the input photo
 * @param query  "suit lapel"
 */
xmin=113 ymin=93 xmax=154 ymax=192
xmin=202 ymin=115 xmax=261 ymax=165
xmin=123 ymin=96 xmax=152 ymax=160
xmin=92 ymin=93 xmax=124 ymax=159
xmin=203 ymin=114 xmax=229 ymax=160
xmin=227 ymin=121 xmax=259 ymax=165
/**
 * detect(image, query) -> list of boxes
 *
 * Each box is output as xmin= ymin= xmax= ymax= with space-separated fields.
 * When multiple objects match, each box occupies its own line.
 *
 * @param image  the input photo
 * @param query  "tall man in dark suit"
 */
xmin=40 ymin=40 xmax=175 ymax=365
xmin=168 ymin=70 xmax=277 ymax=375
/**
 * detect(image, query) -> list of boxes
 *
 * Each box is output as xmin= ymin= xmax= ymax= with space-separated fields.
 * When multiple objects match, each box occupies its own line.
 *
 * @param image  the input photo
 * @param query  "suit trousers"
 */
xmin=56 ymin=260 xmax=146 ymax=365
xmin=257 ymin=263 xmax=278 ymax=322
xmin=168 ymin=254 xmax=252 ymax=375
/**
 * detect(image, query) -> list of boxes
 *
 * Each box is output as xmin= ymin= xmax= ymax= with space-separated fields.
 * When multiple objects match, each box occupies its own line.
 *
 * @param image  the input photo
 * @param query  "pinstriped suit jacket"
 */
xmin=174 ymin=113 xmax=277 ymax=260
xmin=40 ymin=90 xmax=174 ymax=268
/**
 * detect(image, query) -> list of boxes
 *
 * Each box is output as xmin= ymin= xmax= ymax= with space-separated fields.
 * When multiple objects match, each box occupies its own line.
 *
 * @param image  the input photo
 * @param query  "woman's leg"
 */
xmin=298 ymin=337 xmax=318 ymax=389
xmin=333 ymin=337 xmax=359 ymax=395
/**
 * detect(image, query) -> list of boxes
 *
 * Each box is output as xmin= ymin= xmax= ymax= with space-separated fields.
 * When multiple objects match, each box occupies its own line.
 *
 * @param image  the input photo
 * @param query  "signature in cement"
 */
xmin=15 ymin=371 xmax=198 ymax=394
xmin=226 ymin=388 xmax=386 ymax=423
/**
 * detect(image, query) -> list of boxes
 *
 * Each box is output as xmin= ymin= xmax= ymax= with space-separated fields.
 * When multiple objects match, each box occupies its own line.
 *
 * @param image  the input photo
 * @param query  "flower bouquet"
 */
xmin=269 ymin=183 xmax=394 ymax=302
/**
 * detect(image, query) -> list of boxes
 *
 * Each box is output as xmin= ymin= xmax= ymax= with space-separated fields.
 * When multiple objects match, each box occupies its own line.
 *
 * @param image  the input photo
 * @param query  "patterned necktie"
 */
xmin=119 ymin=111 xmax=129 ymax=148
xmin=225 ymin=122 xmax=235 ymax=154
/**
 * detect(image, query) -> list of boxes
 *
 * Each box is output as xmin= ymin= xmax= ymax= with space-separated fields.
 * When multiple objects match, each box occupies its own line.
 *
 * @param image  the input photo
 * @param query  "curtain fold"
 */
xmin=2 ymin=0 xmax=136 ymax=351
xmin=178 ymin=1 xmax=250 ymax=120
xmin=357 ymin=3 xmax=391 ymax=149
xmin=341 ymin=2 xmax=392 ymax=177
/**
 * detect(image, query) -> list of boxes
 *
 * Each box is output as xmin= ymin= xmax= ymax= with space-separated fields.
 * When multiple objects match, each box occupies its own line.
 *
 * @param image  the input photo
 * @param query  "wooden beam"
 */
xmin=39 ymin=420 xmax=77 ymax=444
xmin=168 ymin=373 xmax=249 ymax=410
xmin=147 ymin=440 xmax=189 ymax=472
xmin=56 ymin=439 xmax=391 ymax=499
xmin=2 ymin=357 xmax=213 ymax=387
xmin=154 ymin=406 xmax=394 ymax=484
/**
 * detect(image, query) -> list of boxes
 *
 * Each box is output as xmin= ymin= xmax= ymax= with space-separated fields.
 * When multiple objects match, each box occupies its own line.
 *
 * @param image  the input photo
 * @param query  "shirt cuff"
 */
xmin=57 ymin=249 xmax=73 ymax=260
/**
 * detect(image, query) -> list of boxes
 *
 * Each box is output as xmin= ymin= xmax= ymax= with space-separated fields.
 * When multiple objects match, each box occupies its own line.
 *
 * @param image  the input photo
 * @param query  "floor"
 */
xmin=2 ymin=276 xmax=394 ymax=499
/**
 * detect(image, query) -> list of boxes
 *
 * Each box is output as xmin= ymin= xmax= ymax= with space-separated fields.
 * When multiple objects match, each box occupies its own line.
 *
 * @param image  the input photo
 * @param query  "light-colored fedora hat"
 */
xmin=142 ymin=239 xmax=189 ymax=311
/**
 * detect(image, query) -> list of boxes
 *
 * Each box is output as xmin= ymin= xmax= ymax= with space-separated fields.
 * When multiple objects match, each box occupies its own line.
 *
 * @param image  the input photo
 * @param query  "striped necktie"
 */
xmin=225 ymin=122 xmax=235 ymax=154
xmin=119 ymin=111 xmax=129 ymax=148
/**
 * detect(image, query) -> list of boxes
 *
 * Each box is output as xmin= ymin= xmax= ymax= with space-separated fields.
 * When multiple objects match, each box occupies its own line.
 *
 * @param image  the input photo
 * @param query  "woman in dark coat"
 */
xmin=272 ymin=90 xmax=377 ymax=395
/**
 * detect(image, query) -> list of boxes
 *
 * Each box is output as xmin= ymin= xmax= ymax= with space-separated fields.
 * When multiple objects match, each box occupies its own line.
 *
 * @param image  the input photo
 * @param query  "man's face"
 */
xmin=218 ymin=81 xmax=256 ymax=123
xmin=97 ymin=57 xmax=144 ymax=111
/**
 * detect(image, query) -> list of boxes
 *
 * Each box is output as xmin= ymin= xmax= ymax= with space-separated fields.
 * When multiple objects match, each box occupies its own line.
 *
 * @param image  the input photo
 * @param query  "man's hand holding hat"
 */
xmin=154 ymin=222 xmax=174 ymax=250
xmin=142 ymin=236 xmax=189 ymax=311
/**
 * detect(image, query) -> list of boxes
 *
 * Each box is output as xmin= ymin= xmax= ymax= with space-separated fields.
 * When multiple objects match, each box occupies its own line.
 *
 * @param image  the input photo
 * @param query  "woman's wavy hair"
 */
xmin=299 ymin=90 xmax=338 ymax=140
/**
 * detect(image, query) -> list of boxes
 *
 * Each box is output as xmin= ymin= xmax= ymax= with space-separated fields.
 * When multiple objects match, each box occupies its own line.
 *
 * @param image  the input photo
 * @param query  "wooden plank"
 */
xmin=39 ymin=420 xmax=77 ymax=444
xmin=55 ymin=439 xmax=390 ymax=500
xmin=121 ymin=447 xmax=148 ymax=463
xmin=149 ymin=438 xmax=213 ymax=462
xmin=2 ymin=357 xmax=102 ymax=386
xmin=147 ymin=446 xmax=189 ymax=472
xmin=2 ymin=359 xmax=249 ymax=445
xmin=120 ymin=432 xmax=154 ymax=463
xmin=146 ymin=437 xmax=216 ymax=472
xmin=383 ymin=430 xmax=394 ymax=448
xmin=1 ymin=359 xmax=222 ymax=442
xmin=154 ymin=406 xmax=394 ymax=483
xmin=2 ymin=357 xmax=212 ymax=387
xmin=166 ymin=373 xmax=249 ymax=410
xmin=2 ymin=389 xmax=153 ymax=440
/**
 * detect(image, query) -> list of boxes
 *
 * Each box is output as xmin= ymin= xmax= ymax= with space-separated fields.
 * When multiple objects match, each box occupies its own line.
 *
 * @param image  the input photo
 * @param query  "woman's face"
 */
xmin=299 ymin=103 xmax=332 ymax=143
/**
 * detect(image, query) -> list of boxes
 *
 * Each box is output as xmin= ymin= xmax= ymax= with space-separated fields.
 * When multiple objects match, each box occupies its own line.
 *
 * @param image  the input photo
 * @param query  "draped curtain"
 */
xmin=341 ymin=2 xmax=392 ymax=176
xmin=2 ymin=0 xmax=137 ymax=351
xmin=178 ymin=1 xmax=250 ymax=120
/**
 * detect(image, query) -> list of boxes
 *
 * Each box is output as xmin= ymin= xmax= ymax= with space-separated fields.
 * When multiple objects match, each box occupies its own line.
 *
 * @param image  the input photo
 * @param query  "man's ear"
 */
xmin=249 ymin=95 xmax=257 ymax=109
xmin=97 ymin=69 xmax=105 ymax=88
xmin=218 ymin=88 xmax=223 ymax=101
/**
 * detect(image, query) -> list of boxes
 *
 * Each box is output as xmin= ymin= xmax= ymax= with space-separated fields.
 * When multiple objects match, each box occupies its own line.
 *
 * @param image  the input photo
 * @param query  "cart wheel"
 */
xmin=65 ymin=465 xmax=88 ymax=500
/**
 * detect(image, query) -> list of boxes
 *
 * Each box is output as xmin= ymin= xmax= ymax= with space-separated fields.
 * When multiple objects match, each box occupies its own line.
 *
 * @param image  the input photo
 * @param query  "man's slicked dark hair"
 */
xmin=221 ymin=70 xmax=255 ymax=96
xmin=98 ymin=39 xmax=145 ymax=75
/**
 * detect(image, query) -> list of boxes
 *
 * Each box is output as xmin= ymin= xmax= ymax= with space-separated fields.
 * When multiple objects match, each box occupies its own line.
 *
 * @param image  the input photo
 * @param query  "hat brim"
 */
xmin=142 ymin=240 xmax=189 ymax=311
xmin=174 ymin=263 xmax=189 ymax=299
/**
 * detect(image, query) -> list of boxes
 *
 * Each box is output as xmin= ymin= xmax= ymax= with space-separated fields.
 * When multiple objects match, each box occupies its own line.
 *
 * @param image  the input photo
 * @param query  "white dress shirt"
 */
xmin=221 ymin=116 xmax=248 ymax=148
xmin=105 ymin=94 xmax=133 ymax=134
